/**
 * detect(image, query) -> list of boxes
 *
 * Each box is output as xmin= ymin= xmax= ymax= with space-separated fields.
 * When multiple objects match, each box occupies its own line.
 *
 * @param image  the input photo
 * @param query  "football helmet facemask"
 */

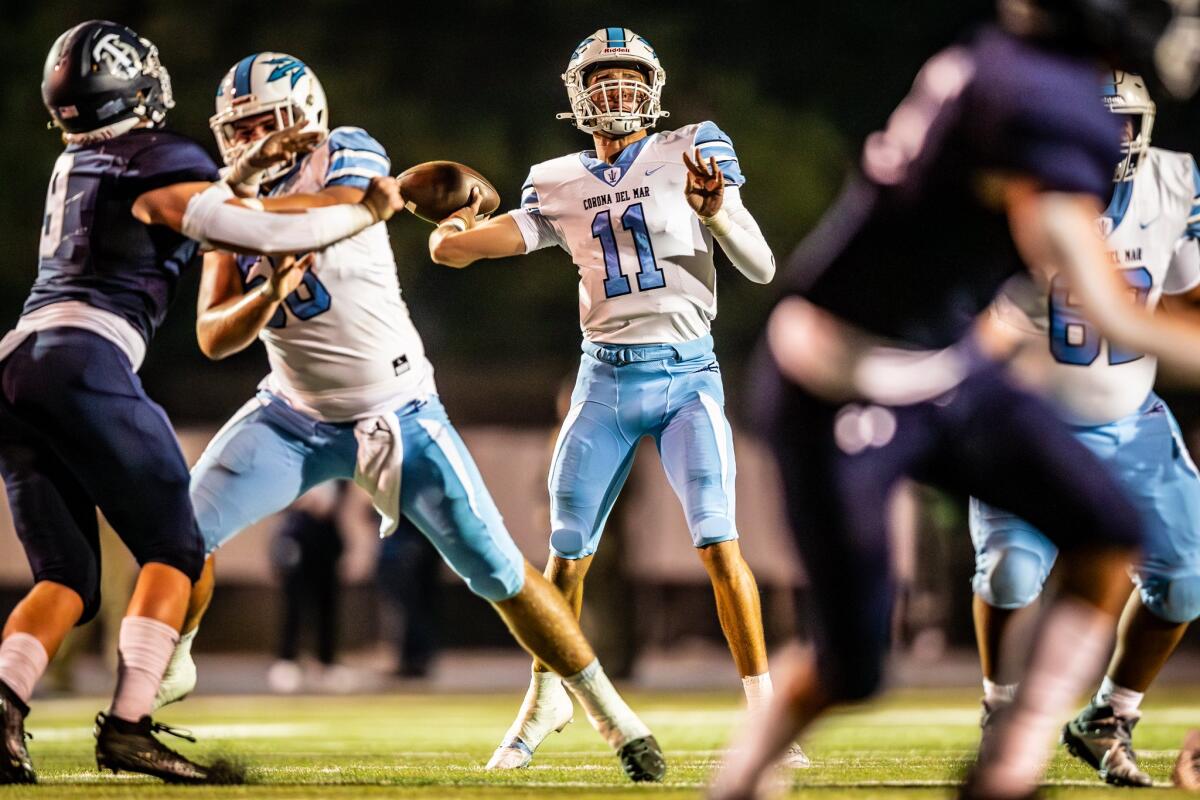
xmin=211 ymin=52 xmax=328 ymax=182
xmin=1102 ymin=70 xmax=1156 ymax=181
xmin=558 ymin=28 xmax=669 ymax=137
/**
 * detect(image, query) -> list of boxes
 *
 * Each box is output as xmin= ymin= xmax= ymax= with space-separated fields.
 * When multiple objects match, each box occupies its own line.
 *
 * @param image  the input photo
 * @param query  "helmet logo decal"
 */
xmin=262 ymin=56 xmax=308 ymax=88
xmin=570 ymin=38 xmax=595 ymax=62
xmin=93 ymin=33 xmax=142 ymax=79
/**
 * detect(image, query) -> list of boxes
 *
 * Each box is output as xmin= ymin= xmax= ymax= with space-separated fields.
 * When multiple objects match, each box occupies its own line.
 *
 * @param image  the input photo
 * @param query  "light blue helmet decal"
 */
xmin=262 ymin=55 xmax=308 ymax=88
xmin=231 ymin=53 xmax=258 ymax=97
xmin=570 ymin=37 xmax=594 ymax=62
xmin=605 ymin=27 xmax=626 ymax=48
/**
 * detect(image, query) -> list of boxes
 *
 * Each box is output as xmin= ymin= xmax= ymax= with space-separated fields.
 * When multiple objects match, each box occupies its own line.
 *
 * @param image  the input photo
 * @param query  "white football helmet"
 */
xmin=557 ymin=27 xmax=668 ymax=137
xmin=1102 ymin=70 xmax=1155 ymax=182
xmin=210 ymin=52 xmax=328 ymax=181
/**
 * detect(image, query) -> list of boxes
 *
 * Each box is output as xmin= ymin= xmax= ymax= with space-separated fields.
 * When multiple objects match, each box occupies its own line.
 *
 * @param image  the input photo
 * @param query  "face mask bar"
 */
xmin=558 ymin=61 xmax=668 ymax=136
xmin=213 ymin=102 xmax=300 ymax=169
xmin=1111 ymin=109 xmax=1155 ymax=182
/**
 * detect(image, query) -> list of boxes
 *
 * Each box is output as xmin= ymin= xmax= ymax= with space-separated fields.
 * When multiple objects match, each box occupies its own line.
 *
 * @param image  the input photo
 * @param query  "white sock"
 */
xmin=500 ymin=669 xmax=565 ymax=743
xmin=561 ymin=659 xmax=650 ymax=750
xmin=976 ymin=599 xmax=1114 ymax=799
xmin=1095 ymin=675 xmax=1144 ymax=717
xmin=0 ymin=633 xmax=48 ymax=705
xmin=983 ymin=678 xmax=1018 ymax=708
xmin=743 ymin=672 xmax=774 ymax=716
xmin=110 ymin=616 xmax=179 ymax=723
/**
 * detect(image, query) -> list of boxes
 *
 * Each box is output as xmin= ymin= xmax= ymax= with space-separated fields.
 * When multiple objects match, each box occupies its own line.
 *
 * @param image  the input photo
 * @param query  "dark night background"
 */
xmin=2 ymin=1 xmax=1199 ymax=422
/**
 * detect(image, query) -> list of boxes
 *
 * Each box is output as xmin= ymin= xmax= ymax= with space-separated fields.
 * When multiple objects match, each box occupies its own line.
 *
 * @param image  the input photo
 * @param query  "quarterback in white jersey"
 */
xmin=429 ymin=27 xmax=808 ymax=770
xmin=158 ymin=52 xmax=667 ymax=782
xmin=970 ymin=72 xmax=1200 ymax=787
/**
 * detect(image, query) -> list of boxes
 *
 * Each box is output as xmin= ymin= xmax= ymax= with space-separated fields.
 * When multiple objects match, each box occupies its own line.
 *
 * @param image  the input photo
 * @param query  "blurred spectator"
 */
xmin=376 ymin=516 xmax=442 ymax=678
xmin=268 ymin=482 xmax=348 ymax=693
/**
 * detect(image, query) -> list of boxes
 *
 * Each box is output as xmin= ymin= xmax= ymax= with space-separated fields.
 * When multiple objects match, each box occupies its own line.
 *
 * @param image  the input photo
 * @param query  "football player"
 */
xmin=0 ymin=21 xmax=403 ymax=785
xmin=427 ymin=28 xmax=808 ymax=769
xmin=706 ymin=1 xmax=1200 ymax=798
xmin=159 ymin=51 xmax=665 ymax=783
xmin=969 ymin=72 xmax=1200 ymax=788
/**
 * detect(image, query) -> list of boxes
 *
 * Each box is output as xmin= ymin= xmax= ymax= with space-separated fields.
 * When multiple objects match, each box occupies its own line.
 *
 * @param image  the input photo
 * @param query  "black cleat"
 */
xmin=94 ymin=712 xmax=243 ymax=784
xmin=1061 ymin=702 xmax=1152 ymax=788
xmin=0 ymin=681 xmax=34 ymax=784
xmin=618 ymin=734 xmax=666 ymax=782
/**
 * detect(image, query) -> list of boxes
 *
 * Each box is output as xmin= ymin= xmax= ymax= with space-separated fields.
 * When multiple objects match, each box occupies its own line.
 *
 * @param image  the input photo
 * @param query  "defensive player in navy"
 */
xmin=0 ymin=21 xmax=403 ymax=784
xmin=427 ymin=28 xmax=808 ymax=769
xmin=969 ymin=72 xmax=1200 ymax=787
xmin=159 ymin=52 xmax=666 ymax=783
xmin=707 ymin=1 xmax=1200 ymax=798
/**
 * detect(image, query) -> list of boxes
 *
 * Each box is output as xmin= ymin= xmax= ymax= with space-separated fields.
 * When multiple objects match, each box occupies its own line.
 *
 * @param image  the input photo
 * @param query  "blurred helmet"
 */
xmin=210 ymin=52 xmax=328 ymax=181
xmin=557 ymin=27 xmax=669 ymax=137
xmin=999 ymin=0 xmax=1200 ymax=99
xmin=1102 ymin=70 xmax=1156 ymax=181
xmin=41 ymin=20 xmax=175 ymax=141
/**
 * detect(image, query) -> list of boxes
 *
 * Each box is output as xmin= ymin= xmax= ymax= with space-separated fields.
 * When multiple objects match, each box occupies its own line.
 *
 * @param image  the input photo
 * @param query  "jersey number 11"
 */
xmin=592 ymin=203 xmax=666 ymax=299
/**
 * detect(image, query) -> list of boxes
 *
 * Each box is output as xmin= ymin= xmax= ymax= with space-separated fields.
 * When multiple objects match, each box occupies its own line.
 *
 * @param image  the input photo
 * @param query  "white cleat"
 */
xmin=781 ymin=742 xmax=812 ymax=768
xmin=152 ymin=629 xmax=198 ymax=711
xmin=485 ymin=672 xmax=574 ymax=770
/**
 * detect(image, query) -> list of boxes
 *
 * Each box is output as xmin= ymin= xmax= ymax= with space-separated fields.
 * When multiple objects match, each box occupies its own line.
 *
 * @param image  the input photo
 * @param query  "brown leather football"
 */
xmin=396 ymin=161 xmax=501 ymax=223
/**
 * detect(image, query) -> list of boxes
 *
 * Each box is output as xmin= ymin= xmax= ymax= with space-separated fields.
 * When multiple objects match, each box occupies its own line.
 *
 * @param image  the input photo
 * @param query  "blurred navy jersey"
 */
xmin=26 ymin=128 xmax=219 ymax=344
xmin=787 ymin=26 xmax=1123 ymax=349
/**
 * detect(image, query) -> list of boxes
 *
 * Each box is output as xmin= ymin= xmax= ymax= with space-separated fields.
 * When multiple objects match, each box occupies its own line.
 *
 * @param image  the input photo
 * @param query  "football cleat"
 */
xmin=617 ymin=734 xmax=666 ymax=782
xmin=485 ymin=675 xmax=574 ymax=770
xmin=0 ymin=681 xmax=34 ymax=784
xmin=781 ymin=742 xmax=811 ymax=768
xmin=153 ymin=629 xmax=197 ymax=711
xmin=1061 ymin=702 xmax=1152 ymax=788
xmin=94 ymin=712 xmax=243 ymax=784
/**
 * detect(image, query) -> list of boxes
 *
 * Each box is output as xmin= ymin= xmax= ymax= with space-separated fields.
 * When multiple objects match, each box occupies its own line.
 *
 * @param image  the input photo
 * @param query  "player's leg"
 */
xmin=920 ymin=370 xmax=1141 ymax=800
xmin=966 ymin=499 xmax=1058 ymax=724
xmin=0 ymin=413 xmax=101 ymax=784
xmin=712 ymin=370 xmax=923 ymax=798
xmin=398 ymin=398 xmax=662 ymax=780
xmin=156 ymin=395 xmax=349 ymax=708
xmin=1062 ymin=396 xmax=1200 ymax=786
xmin=657 ymin=389 xmax=809 ymax=766
xmin=488 ymin=396 xmax=639 ymax=767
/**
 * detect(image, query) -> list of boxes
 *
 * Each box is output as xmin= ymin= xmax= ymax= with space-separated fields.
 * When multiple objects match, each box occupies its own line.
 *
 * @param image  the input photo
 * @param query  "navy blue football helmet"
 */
xmin=42 ymin=20 xmax=175 ymax=137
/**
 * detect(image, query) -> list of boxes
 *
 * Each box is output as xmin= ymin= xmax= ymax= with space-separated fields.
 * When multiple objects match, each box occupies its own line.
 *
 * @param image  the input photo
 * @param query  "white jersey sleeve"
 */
xmin=247 ymin=126 xmax=436 ymax=421
xmin=1163 ymin=154 xmax=1200 ymax=295
xmin=508 ymin=173 xmax=568 ymax=253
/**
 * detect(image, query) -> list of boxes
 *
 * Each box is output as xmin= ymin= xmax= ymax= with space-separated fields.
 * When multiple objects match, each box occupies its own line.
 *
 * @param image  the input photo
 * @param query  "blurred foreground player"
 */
xmin=970 ymin=71 xmax=1200 ymax=787
xmin=0 ymin=21 xmax=402 ymax=784
xmin=163 ymin=52 xmax=664 ymax=782
xmin=710 ymin=1 xmax=1200 ymax=798
xmin=429 ymin=27 xmax=807 ymax=770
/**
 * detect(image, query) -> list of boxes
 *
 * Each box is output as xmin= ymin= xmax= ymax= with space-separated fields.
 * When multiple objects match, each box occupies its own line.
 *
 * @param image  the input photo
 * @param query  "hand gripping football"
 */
xmin=396 ymin=161 xmax=500 ymax=223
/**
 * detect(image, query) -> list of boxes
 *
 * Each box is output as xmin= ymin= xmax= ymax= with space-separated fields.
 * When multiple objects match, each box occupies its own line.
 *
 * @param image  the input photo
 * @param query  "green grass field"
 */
xmin=6 ymin=688 xmax=1200 ymax=798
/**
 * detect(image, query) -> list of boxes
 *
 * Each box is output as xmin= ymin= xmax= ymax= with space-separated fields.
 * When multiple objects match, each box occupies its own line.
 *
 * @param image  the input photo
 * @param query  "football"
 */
xmin=396 ymin=160 xmax=501 ymax=223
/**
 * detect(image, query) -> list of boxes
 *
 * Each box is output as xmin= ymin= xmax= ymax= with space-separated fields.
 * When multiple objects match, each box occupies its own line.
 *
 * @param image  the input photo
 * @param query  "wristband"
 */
xmin=439 ymin=217 xmax=468 ymax=233
xmin=700 ymin=208 xmax=732 ymax=237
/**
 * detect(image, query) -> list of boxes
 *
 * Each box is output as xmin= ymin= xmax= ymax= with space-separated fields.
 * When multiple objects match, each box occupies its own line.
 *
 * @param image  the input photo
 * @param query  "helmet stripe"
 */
xmin=233 ymin=54 xmax=258 ymax=97
xmin=606 ymin=27 xmax=626 ymax=48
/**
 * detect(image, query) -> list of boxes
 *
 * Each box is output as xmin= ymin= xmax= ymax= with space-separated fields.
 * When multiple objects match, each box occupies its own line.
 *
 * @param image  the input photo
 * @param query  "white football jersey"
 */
xmin=510 ymin=121 xmax=745 ymax=344
xmin=242 ymin=126 xmax=435 ymax=421
xmin=993 ymin=147 xmax=1200 ymax=424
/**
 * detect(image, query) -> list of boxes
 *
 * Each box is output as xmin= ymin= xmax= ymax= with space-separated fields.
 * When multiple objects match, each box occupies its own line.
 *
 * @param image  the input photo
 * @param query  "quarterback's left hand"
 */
xmin=248 ymin=118 xmax=323 ymax=170
xmin=684 ymin=147 xmax=724 ymax=218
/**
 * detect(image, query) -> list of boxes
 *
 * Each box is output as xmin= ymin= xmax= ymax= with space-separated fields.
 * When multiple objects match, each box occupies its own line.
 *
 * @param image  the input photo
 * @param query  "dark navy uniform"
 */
xmin=761 ymin=27 xmax=1142 ymax=702
xmin=0 ymin=129 xmax=217 ymax=622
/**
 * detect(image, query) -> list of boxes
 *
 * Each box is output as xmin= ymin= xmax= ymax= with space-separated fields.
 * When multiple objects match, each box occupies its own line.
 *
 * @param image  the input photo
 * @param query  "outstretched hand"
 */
xmin=439 ymin=187 xmax=485 ymax=231
xmin=683 ymin=147 xmax=725 ymax=218
xmin=362 ymin=176 xmax=405 ymax=223
xmin=248 ymin=118 xmax=323 ymax=170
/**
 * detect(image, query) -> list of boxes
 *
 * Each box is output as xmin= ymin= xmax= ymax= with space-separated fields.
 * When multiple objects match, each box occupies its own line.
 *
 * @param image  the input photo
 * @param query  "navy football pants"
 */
xmin=0 ymin=329 xmax=204 ymax=624
xmin=760 ymin=360 xmax=1143 ymax=703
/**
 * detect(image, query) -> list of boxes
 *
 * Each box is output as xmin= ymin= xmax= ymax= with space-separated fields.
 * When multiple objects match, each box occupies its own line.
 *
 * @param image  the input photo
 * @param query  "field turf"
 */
xmin=7 ymin=688 xmax=1200 ymax=798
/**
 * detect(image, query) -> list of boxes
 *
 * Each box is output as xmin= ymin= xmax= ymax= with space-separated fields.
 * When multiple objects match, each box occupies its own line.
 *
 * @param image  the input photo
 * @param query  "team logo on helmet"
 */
xmin=92 ymin=33 xmax=142 ymax=79
xmin=262 ymin=55 xmax=308 ymax=88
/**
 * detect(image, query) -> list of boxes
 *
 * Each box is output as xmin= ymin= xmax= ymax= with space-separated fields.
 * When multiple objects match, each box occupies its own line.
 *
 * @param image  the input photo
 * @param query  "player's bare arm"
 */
xmin=1007 ymin=180 xmax=1200 ymax=374
xmin=429 ymin=188 xmax=527 ymax=268
xmin=196 ymin=250 xmax=315 ymax=360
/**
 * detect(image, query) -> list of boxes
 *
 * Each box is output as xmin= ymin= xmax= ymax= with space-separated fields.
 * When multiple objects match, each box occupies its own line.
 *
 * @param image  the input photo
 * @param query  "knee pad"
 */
xmin=550 ymin=528 xmax=591 ymax=560
xmin=1142 ymin=575 xmax=1200 ymax=624
xmin=974 ymin=546 xmax=1049 ymax=609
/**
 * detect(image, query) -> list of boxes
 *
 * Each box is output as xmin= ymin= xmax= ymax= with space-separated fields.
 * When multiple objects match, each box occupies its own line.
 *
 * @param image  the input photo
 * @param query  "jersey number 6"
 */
xmin=1049 ymin=267 xmax=1152 ymax=366
xmin=592 ymin=203 xmax=666 ymax=299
